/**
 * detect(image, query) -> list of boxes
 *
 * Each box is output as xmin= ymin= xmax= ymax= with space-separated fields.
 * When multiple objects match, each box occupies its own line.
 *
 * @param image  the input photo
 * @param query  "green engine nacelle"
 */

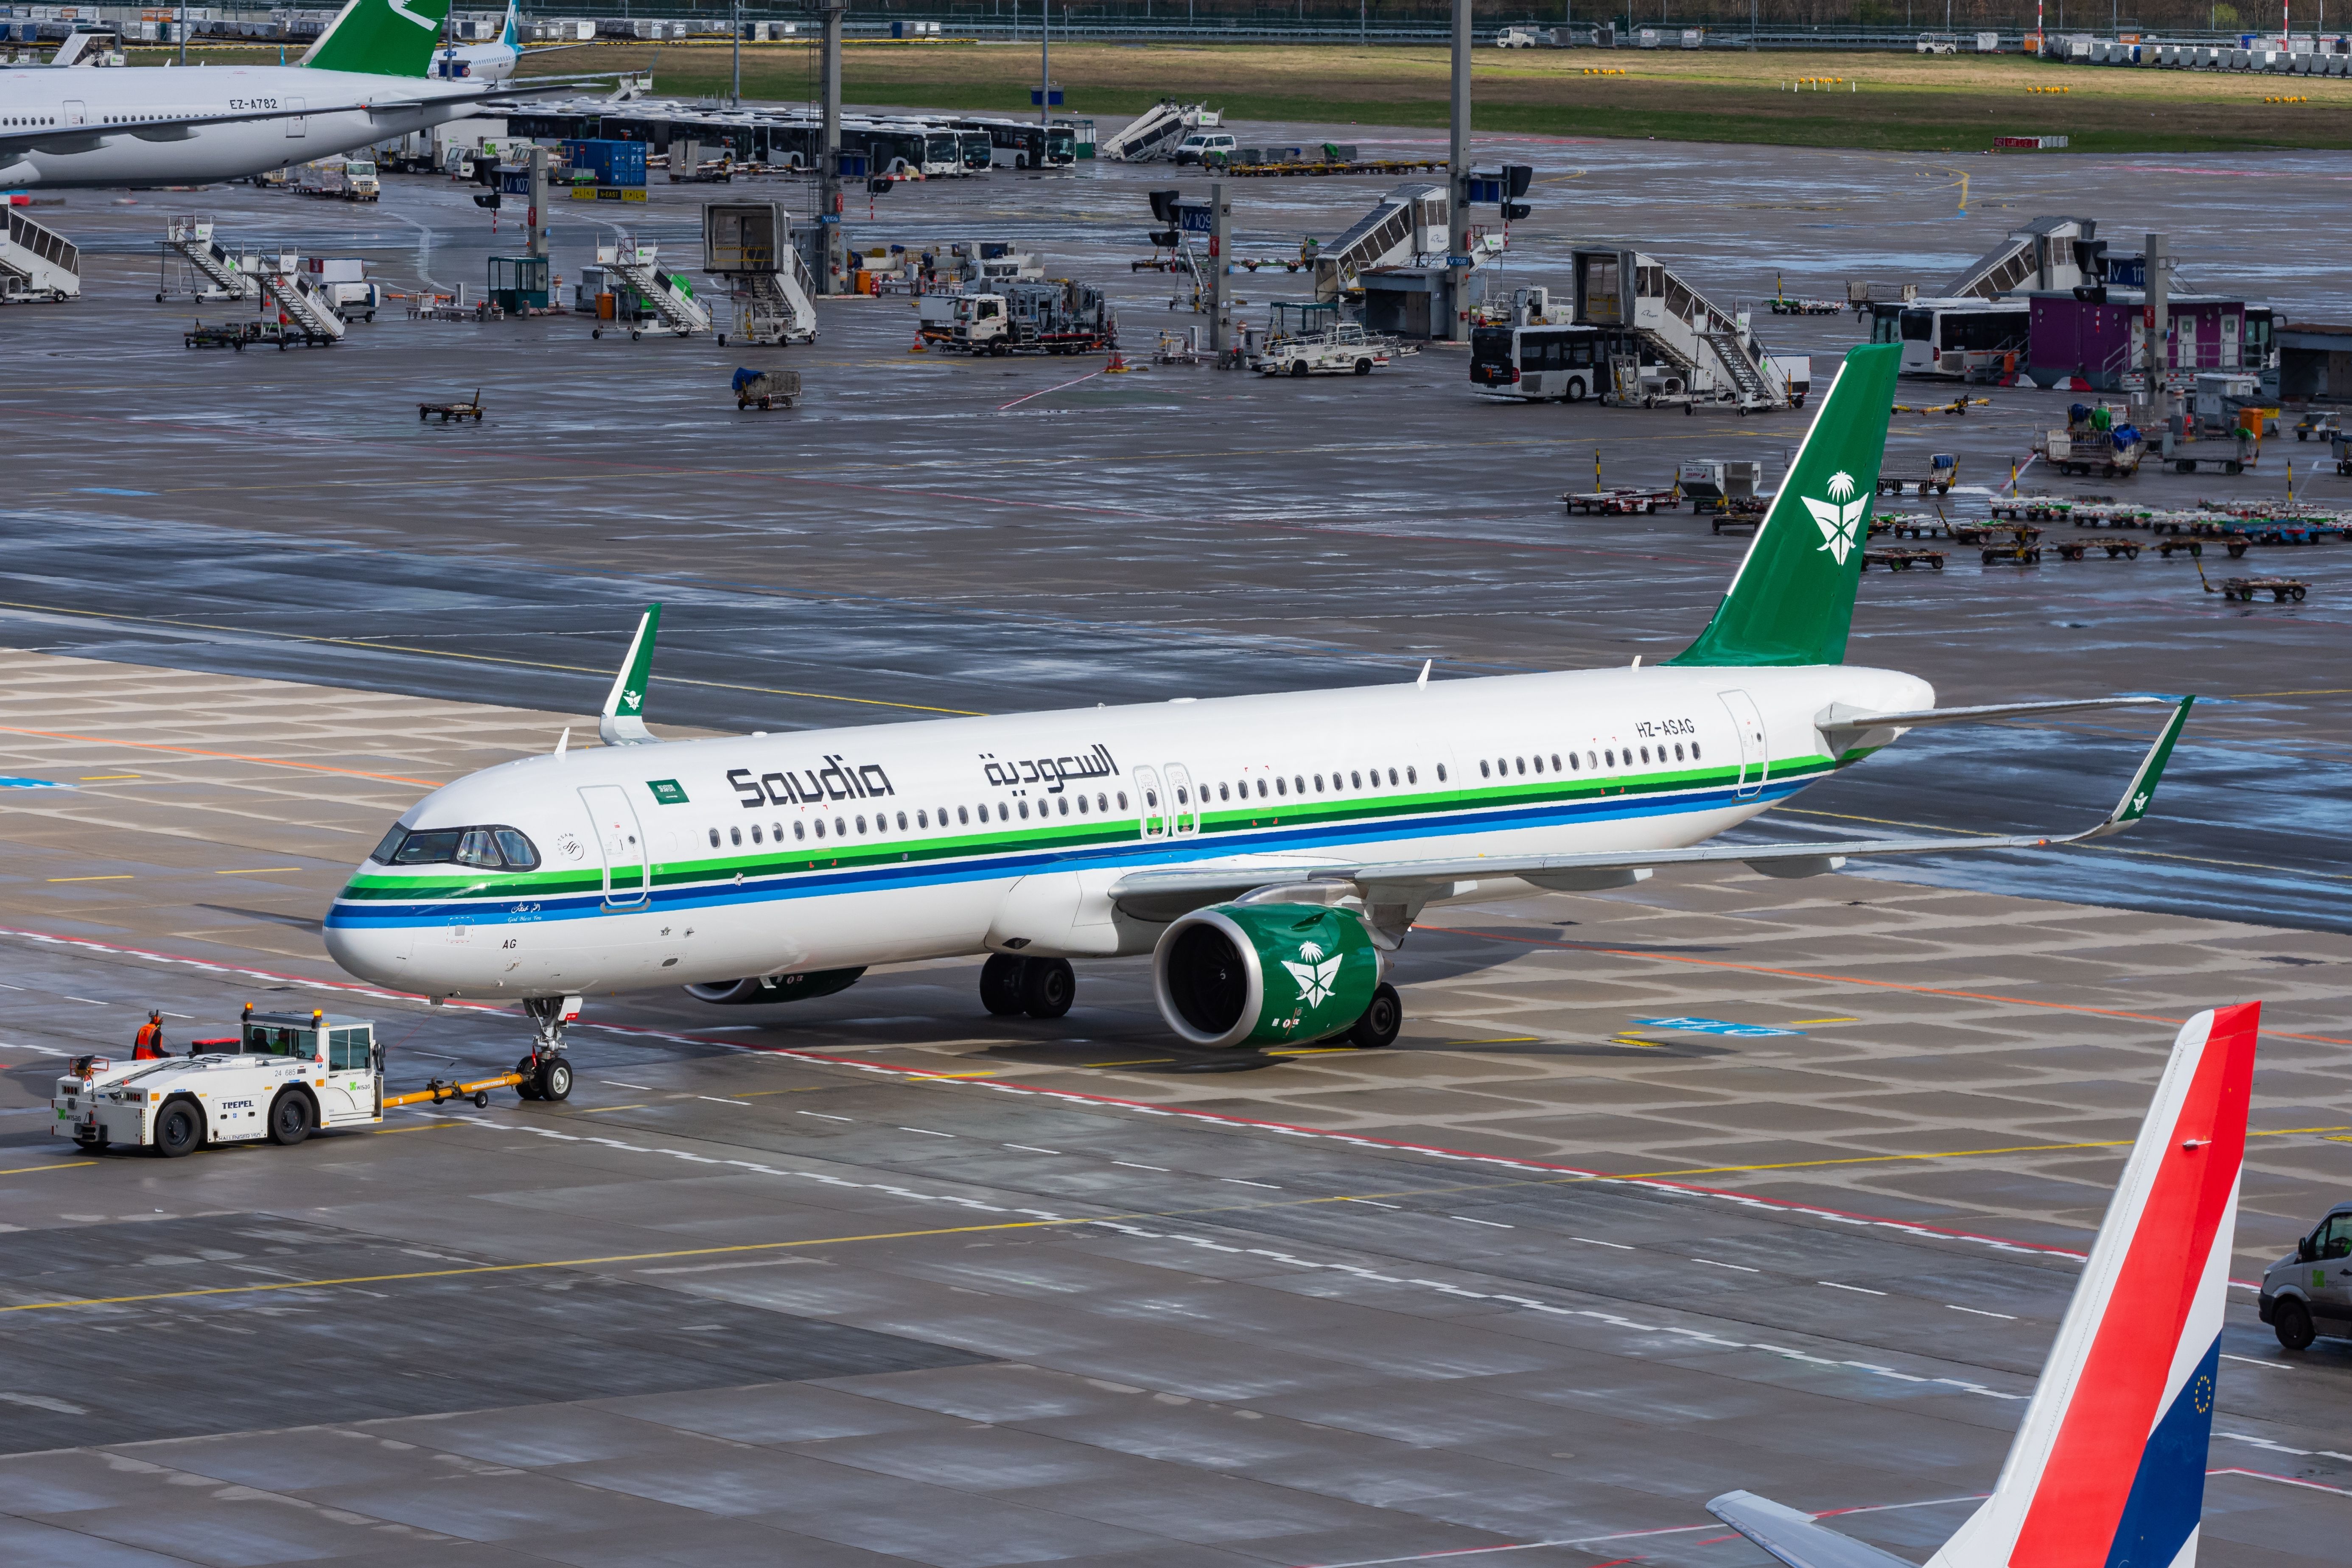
xmin=1152 ymin=902 xmax=1378 ymax=1049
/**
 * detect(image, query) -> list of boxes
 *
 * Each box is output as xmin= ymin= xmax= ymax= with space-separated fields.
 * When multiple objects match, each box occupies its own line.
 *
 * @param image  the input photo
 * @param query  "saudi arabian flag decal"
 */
xmin=1804 ymin=470 xmax=1868 ymax=565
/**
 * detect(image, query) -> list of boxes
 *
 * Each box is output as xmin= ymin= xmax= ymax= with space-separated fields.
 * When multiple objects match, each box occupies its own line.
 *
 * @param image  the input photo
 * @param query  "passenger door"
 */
xmin=286 ymin=96 xmax=306 ymax=138
xmin=580 ymin=784 xmax=650 ymax=907
xmin=1718 ymin=690 xmax=1769 ymax=800
xmin=1133 ymin=767 xmax=1165 ymax=840
xmin=1165 ymin=764 xmax=1198 ymax=838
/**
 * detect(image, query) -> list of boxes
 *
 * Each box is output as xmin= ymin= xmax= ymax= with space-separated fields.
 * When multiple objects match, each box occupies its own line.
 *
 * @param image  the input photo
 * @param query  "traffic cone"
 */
xmin=909 ymin=330 xmax=926 ymax=353
xmin=1105 ymin=350 xmax=1131 ymax=373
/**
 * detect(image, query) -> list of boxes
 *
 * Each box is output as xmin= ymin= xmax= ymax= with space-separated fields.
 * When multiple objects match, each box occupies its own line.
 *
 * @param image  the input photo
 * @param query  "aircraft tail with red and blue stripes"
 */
xmin=1708 ymin=1002 xmax=2260 ymax=1568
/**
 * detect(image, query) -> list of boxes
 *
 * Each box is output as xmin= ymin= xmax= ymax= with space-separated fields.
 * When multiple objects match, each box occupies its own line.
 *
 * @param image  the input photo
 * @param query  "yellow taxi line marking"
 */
xmin=45 ymin=875 xmax=132 ymax=882
xmin=0 ymin=1161 xmax=96 ymax=1176
xmin=577 ymin=1104 xmax=649 ymax=1113
xmin=904 ymin=1070 xmax=1006 ymax=1078
xmin=216 ymin=867 xmax=302 ymax=876
xmin=1263 ymin=1047 xmax=1357 ymax=1056
xmin=77 ymin=775 xmax=139 ymax=781
xmin=1787 ymin=1017 xmax=1859 ymax=1025
xmin=2 ymin=1216 xmax=1087 ymax=1313
xmin=1442 ymin=1036 xmax=1536 ymax=1045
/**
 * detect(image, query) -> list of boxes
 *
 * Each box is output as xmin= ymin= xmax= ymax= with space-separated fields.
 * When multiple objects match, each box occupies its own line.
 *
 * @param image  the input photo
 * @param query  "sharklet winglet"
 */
xmin=598 ymin=603 xmax=662 ymax=747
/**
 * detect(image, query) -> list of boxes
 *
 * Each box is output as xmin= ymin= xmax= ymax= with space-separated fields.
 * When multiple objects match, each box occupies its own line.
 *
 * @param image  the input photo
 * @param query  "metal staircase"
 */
xmin=1100 ymin=100 xmax=1213 ymax=162
xmin=603 ymin=236 xmax=711 ymax=337
xmin=735 ymin=260 xmax=816 ymax=345
xmin=1311 ymin=182 xmax=1449 ymax=302
xmin=1 ymin=207 xmax=80 ymax=303
xmin=260 ymin=260 xmax=349 ymax=341
xmin=1571 ymin=246 xmax=1789 ymax=409
xmin=162 ymin=215 xmax=261 ymax=302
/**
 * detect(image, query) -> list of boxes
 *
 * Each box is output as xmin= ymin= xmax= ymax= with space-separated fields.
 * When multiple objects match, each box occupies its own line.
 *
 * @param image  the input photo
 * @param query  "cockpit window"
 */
xmin=373 ymin=825 xmax=540 ymax=871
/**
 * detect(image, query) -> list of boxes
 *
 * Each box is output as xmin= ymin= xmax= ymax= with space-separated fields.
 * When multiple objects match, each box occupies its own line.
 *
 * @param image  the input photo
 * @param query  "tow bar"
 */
xmin=382 ymin=1070 xmax=527 ymax=1111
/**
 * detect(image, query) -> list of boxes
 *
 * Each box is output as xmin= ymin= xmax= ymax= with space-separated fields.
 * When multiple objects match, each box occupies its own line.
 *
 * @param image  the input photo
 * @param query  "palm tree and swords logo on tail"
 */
xmin=1803 ymin=470 xmax=1869 ymax=566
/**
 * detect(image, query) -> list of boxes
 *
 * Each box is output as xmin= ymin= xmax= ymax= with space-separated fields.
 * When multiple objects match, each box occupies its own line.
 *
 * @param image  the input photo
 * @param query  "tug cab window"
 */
xmin=375 ymin=825 xmax=540 ymax=871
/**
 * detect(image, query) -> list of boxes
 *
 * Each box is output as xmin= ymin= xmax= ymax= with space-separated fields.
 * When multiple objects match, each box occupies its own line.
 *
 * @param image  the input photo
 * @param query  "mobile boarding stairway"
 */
xmin=1100 ymin=100 xmax=1216 ymax=162
xmin=599 ymin=235 xmax=712 ymax=338
xmin=1 ymin=206 xmax=80 ymax=303
xmin=259 ymin=255 xmax=348 ymax=342
xmin=1311 ymin=183 xmax=1451 ymax=302
xmin=702 ymin=203 xmax=816 ymax=346
xmin=162 ymin=215 xmax=262 ymax=303
xmin=1940 ymin=214 xmax=2098 ymax=299
xmin=1570 ymin=246 xmax=1792 ymax=411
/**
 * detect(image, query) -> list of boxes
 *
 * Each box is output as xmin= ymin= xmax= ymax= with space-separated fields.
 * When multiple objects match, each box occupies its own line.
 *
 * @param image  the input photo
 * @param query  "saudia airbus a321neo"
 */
xmin=324 ymin=346 xmax=2193 ymax=1093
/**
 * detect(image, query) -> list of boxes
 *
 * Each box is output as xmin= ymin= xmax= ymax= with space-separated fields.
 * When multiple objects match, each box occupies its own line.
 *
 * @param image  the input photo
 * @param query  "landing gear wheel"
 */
xmin=1019 ymin=958 xmax=1075 ymax=1020
xmin=2274 ymin=1297 xmax=2316 ymax=1351
xmin=535 ymin=1056 xmax=573 ymax=1102
xmin=980 ymin=954 xmax=1028 ymax=1016
xmin=266 ymin=1091 xmax=314 ymax=1146
xmin=155 ymin=1100 xmax=202 ymax=1159
xmin=515 ymin=1055 xmax=545 ymax=1100
xmin=1346 ymin=983 xmax=1403 ymax=1050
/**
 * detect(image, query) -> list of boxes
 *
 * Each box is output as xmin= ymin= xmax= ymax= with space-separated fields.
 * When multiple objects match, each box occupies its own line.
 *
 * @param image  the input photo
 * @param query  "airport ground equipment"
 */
xmin=1862 ymin=546 xmax=1946 ymax=570
xmin=732 ymin=367 xmax=800 ymax=409
xmin=2204 ymin=566 xmax=2308 ymax=601
xmin=1571 ymin=247 xmax=1796 ymax=412
xmin=1965 ymin=522 xmax=2045 ymax=564
xmin=703 ymin=201 xmax=818 ymax=347
xmin=297 ymin=155 xmax=380 ymax=202
xmin=1563 ymin=486 xmax=1680 ymax=515
xmin=0 ymin=205 xmax=79 ymax=303
xmin=946 ymin=279 xmax=1113 ymax=356
xmin=2259 ymin=1201 xmax=2352 ymax=1350
xmin=1249 ymin=302 xmax=1388 ymax=377
xmin=159 ymin=215 xmax=262 ymax=304
xmin=2294 ymin=410 xmax=2341 ymax=442
xmin=1311 ymin=182 xmax=1453 ymax=303
xmin=593 ymin=235 xmax=711 ymax=339
xmin=2052 ymin=536 xmax=2144 ymax=560
xmin=1938 ymin=214 xmax=2100 ymax=299
xmin=1678 ymin=459 xmax=1765 ymax=515
xmin=1101 ymin=99 xmax=1217 ymax=162
xmin=185 ymin=319 xmax=271 ymax=350
xmin=55 ymin=1010 xmax=384 ymax=1155
xmin=1875 ymin=454 xmax=1958 ymax=495
xmin=419 ymin=390 xmax=485 ymax=423
xmin=258 ymin=257 xmax=350 ymax=344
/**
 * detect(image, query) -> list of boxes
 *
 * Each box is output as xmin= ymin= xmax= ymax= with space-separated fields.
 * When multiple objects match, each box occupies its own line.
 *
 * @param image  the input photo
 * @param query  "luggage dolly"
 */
xmin=419 ymin=389 xmax=485 ymax=423
xmin=2197 ymin=557 xmax=2309 ymax=602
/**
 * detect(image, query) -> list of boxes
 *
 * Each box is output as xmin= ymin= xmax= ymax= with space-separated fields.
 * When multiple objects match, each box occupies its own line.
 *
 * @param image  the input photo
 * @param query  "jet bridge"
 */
xmin=1940 ymin=215 xmax=2100 ymax=299
xmin=0 ymin=206 xmax=79 ymax=303
xmin=1571 ymin=247 xmax=1791 ymax=410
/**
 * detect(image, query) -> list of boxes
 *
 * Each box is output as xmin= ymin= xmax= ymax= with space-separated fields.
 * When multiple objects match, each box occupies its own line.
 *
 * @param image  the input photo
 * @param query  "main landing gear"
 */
xmin=513 ymin=994 xmax=578 ymax=1102
xmin=980 ymin=954 xmax=1075 ymax=1020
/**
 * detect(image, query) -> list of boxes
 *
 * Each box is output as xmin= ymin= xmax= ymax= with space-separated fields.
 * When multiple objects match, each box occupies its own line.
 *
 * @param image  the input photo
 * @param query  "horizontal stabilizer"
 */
xmin=1817 ymin=695 xmax=2171 ymax=754
xmin=1706 ymin=1492 xmax=1921 ymax=1568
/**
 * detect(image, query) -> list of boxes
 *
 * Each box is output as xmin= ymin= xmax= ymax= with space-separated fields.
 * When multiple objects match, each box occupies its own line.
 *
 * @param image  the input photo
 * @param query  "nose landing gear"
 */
xmin=980 ymin=954 xmax=1075 ymax=1020
xmin=513 ymin=993 xmax=581 ymax=1101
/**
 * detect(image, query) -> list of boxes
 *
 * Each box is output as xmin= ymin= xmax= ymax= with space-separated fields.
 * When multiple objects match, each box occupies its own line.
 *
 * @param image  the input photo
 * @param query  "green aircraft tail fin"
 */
xmin=301 ymin=0 xmax=451 ymax=77
xmin=1667 ymin=343 xmax=1902 ymax=669
xmin=599 ymin=604 xmax=663 ymax=747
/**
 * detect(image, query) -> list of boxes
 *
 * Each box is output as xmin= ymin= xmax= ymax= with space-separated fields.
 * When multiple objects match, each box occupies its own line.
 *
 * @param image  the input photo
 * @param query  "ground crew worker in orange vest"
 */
xmin=132 ymin=1010 xmax=168 ymax=1060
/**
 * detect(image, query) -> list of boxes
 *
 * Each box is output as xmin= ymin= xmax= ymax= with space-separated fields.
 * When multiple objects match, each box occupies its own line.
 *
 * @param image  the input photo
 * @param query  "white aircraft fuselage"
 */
xmin=323 ymin=661 xmax=1930 ymax=1002
xmin=0 ymin=64 xmax=492 ymax=188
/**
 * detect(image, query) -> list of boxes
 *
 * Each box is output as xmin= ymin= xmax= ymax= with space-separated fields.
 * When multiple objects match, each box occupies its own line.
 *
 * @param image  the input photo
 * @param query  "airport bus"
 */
xmin=1468 ymin=322 xmax=1614 ymax=401
xmin=957 ymin=118 xmax=1077 ymax=170
xmin=1886 ymin=298 xmax=2030 ymax=378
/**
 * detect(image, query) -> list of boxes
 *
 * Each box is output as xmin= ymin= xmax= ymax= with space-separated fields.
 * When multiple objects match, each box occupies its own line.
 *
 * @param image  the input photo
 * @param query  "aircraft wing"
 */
xmin=1106 ymin=696 xmax=2191 ymax=921
xmin=0 ymin=76 xmax=595 ymax=159
xmin=1703 ymin=1492 xmax=1920 ymax=1568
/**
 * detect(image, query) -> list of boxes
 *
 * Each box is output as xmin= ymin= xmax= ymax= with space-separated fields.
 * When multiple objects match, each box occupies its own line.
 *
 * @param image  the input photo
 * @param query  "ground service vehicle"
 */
xmin=298 ymin=157 xmax=381 ymax=202
xmin=1470 ymin=323 xmax=1611 ymax=401
xmin=55 ymin=1010 xmax=384 ymax=1155
xmin=1173 ymin=131 xmax=1238 ymax=165
xmin=2261 ymin=1202 xmax=2352 ymax=1349
xmin=950 ymin=280 xmax=1113 ymax=355
xmin=1255 ymin=320 xmax=1389 ymax=377
xmin=1893 ymin=299 xmax=2029 ymax=378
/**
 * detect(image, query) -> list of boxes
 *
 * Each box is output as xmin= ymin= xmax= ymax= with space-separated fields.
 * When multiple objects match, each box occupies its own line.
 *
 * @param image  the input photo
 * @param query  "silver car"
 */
xmin=2260 ymin=1201 xmax=2352 ymax=1350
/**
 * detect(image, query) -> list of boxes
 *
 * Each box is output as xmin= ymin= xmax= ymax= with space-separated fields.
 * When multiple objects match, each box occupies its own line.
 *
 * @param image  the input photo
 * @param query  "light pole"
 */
xmin=1446 ymin=0 xmax=1470 ymax=342
xmin=731 ymin=0 xmax=741 ymax=106
xmin=1039 ymin=0 xmax=1052 ymax=129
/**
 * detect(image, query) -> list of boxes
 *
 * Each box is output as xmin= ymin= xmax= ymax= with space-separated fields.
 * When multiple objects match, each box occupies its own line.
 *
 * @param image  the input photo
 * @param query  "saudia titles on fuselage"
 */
xmin=724 ymin=744 xmax=1119 ymax=810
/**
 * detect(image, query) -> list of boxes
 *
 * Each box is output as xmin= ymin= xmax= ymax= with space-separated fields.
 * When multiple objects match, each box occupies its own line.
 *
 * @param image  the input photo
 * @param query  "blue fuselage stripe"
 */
xmin=325 ymin=773 xmax=1814 ymax=930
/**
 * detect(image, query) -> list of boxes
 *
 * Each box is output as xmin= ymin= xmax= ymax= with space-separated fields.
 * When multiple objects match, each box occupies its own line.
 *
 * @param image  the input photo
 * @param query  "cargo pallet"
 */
xmin=1862 ymin=546 xmax=1946 ymax=571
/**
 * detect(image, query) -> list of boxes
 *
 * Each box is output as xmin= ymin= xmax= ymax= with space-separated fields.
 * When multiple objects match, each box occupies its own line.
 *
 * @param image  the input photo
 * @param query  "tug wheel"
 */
xmin=266 ymin=1090 xmax=314 ymax=1146
xmin=155 ymin=1099 xmax=204 ymax=1159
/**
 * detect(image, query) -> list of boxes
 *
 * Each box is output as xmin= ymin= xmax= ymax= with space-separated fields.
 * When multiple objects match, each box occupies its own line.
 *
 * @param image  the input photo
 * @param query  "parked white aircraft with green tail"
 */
xmin=323 ymin=344 xmax=2192 ymax=1094
xmin=0 ymin=0 xmax=587 ymax=190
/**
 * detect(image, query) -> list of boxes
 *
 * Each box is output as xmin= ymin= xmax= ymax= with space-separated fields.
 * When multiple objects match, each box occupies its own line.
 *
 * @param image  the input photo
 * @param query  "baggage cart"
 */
xmin=732 ymin=367 xmax=801 ymax=409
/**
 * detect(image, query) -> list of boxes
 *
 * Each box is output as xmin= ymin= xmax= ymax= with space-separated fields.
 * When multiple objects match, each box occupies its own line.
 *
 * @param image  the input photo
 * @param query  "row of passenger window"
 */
xmin=1207 ymin=764 xmax=1428 ymax=804
xmin=708 ymin=789 xmax=1140 ymax=851
xmin=1477 ymin=740 xmax=1699 ymax=781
